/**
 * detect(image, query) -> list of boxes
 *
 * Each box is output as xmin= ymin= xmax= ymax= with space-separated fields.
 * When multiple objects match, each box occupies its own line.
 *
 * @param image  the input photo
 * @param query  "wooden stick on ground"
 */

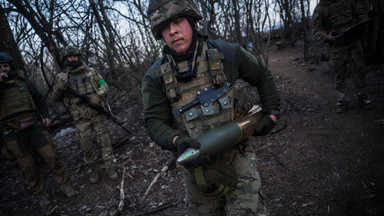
xmin=112 ymin=134 xmax=131 ymax=148
xmin=112 ymin=159 xmax=131 ymax=216
xmin=140 ymin=157 xmax=176 ymax=204
xmin=134 ymin=201 xmax=178 ymax=216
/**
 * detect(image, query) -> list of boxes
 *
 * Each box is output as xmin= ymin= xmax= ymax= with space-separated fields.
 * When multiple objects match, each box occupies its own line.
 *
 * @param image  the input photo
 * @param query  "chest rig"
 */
xmin=0 ymin=78 xmax=36 ymax=120
xmin=62 ymin=66 xmax=99 ymax=120
xmin=159 ymin=41 xmax=235 ymax=139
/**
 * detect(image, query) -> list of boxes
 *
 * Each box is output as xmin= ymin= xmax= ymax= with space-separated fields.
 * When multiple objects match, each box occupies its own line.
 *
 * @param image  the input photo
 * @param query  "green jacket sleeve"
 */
xmin=141 ymin=62 xmax=184 ymax=151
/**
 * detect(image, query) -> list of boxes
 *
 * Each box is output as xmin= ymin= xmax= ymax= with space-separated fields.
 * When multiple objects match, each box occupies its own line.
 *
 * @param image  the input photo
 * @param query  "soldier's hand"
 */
xmin=175 ymin=135 xmax=201 ymax=156
xmin=89 ymin=95 xmax=101 ymax=106
xmin=57 ymin=82 xmax=67 ymax=91
xmin=42 ymin=118 xmax=52 ymax=127
xmin=175 ymin=135 xmax=206 ymax=169
xmin=0 ymin=73 xmax=7 ymax=82
xmin=327 ymin=31 xmax=339 ymax=41
xmin=254 ymin=115 xmax=276 ymax=136
xmin=96 ymin=89 xmax=106 ymax=97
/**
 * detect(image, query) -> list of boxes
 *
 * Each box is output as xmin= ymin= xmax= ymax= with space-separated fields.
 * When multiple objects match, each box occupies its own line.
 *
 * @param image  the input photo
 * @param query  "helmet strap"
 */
xmin=165 ymin=39 xmax=200 ymax=82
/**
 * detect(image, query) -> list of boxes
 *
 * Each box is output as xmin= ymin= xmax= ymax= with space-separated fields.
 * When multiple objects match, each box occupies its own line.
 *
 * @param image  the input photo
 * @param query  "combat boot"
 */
xmin=336 ymin=101 xmax=349 ymax=113
xmin=356 ymin=92 xmax=373 ymax=110
xmin=360 ymin=99 xmax=373 ymax=110
xmin=106 ymin=167 xmax=118 ymax=180
xmin=89 ymin=163 xmax=100 ymax=184
xmin=37 ymin=188 xmax=50 ymax=207
xmin=60 ymin=180 xmax=76 ymax=197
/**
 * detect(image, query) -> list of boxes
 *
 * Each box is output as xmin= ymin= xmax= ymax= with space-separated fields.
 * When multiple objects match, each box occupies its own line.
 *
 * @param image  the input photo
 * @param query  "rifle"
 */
xmin=64 ymin=84 xmax=132 ymax=134
xmin=331 ymin=18 xmax=371 ymax=40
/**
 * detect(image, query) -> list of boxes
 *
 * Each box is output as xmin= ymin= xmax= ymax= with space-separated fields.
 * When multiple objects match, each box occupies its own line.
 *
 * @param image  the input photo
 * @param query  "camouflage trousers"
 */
xmin=3 ymin=125 xmax=68 ymax=195
xmin=182 ymin=141 xmax=266 ymax=216
xmin=330 ymin=40 xmax=367 ymax=103
xmin=75 ymin=114 xmax=115 ymax=168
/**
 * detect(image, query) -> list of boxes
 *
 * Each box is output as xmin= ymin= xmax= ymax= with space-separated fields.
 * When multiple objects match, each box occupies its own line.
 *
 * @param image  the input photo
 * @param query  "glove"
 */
xmin=56 ymin=82 xmax=67 ymax=91
xmin=176 ymin=135 xmax=201 ymax=156
xmin=254 ymin=115 xmax=276 ymax=136
xmin=0 ymin=73 xmax=7 ymax=82
xmin=89 ymin=95 xmax=101 ymax=106
xmin=175 ymin=135 xmax=209 ymax=169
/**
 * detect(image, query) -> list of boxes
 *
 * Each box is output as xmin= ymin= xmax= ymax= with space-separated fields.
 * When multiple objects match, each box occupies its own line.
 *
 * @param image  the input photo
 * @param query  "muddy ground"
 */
xmin=1 ymin=41 xmax=383 ymax=216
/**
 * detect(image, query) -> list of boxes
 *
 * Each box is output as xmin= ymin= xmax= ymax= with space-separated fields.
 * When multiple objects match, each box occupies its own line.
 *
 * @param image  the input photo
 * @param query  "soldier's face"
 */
xmin=0 ymin=63 xmax=11 ymax=73
xmin=161 ymin=17 xmax=193 ymax=54
xmin=66 ymin=55 xmax=79 ymax=62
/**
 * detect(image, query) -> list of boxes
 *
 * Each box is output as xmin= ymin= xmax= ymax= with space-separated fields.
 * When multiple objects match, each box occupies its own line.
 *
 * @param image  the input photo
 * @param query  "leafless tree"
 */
xmin=1 ymin=0 xmax=382 ymax=105
xmin=0 ymin=3 xmax=25 ymax=71
xmin=300 ymin=0 xmax=311 ymax=62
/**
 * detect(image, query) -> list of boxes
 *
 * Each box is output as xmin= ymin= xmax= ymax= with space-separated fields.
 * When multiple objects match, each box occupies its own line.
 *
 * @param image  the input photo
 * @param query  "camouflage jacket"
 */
xmin=142 ymin=37 xmax=280 ymax=151
xmin=312 ymin=0 xmax=369 ymax=42
xmin=52 ymin=62 xmax=108 ymax=121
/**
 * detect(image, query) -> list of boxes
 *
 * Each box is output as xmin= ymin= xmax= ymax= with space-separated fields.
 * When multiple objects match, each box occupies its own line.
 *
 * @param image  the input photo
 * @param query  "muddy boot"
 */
xmin=106 ymin=167 xmax=118 ymax=180
xmin=89 ymin=163 xmax=100 ymax=184
xmin=37 ymin=188 xmax=50 ymax=207
xmin=360 ymin=99 xmax=373 ymax=110
xmin=60 ymin=180 xmax=77 ymax=198
xmin=336 ymin=101 xmax=349 ymax=113
xmin=356 ymin=92 xmax=373 ymax=110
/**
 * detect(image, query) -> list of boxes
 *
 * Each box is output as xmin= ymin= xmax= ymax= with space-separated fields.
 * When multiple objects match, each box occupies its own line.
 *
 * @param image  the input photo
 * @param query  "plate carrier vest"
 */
xmin=159 ymin=40 xmax=235 ymax=140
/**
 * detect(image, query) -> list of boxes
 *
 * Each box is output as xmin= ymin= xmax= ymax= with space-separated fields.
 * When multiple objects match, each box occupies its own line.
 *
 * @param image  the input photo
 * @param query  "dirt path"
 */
xmin=258 ymin=44 xmax=384 ymax=216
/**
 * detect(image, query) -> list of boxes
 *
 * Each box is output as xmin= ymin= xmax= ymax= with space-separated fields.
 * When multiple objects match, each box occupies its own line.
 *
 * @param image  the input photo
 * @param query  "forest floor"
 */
xmin=1 ymin=40 xmax=383 ymax=216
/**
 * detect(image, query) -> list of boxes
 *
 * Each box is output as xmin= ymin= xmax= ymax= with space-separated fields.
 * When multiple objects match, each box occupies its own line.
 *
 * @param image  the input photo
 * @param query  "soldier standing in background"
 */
xmin=0 ymin=52 xmax=76 ymax=207
xmin=142 ymin=0 xmax=280 ymax=215
xmin=52 ymin=45 xmax=118 ymax=184
xmin=312 ymin=0 xmax=373 ymax=113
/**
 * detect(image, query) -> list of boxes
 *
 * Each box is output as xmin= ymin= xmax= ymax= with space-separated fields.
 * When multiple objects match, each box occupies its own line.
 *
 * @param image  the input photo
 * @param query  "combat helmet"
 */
xmin=0 ymin=52 xmax=13 ymax=64
xmin=62 ymin=45 xmax=82 ymax=68
xmin=62 ymin=45 xmax=82 ymax=60
xmin=147 ymin=0 xmax=203 ymax=40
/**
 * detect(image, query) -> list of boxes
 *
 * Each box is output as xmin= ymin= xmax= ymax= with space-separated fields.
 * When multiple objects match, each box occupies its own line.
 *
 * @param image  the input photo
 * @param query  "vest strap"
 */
xmin=207 ymin=48 xmax=227 ymax=85
xmin=160 ymin=61 xmax=180 ymax=101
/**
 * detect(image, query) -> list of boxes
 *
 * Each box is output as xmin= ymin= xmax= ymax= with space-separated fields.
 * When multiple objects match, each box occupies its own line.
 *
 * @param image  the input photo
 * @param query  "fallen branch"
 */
xmin=134 ymin=201 xmax=178 ymax=216
xmin=112 ymin=134 xmax=131 ymax=148
xmin=255 ymin=143 xmax=274 ymax=152
xmin=271 ymin=152 xmax=286 ymax=167
xmin=112 ymin=159 xmax=141 ymax=216
xmin=140 ymin=157 xmax=176 ymax=204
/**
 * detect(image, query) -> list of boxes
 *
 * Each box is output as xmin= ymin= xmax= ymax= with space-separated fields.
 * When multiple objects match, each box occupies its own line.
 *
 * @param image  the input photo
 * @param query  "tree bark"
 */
xmin=0 ymin=3 xmax=25 ymax=72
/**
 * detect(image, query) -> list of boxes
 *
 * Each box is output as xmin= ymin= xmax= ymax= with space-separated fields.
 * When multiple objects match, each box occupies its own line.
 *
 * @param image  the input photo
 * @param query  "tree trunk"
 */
xmin=300 ymin=0 xmax=309 ymax=62
xmin=9 ymin=0 xmax=63 ymax=71
xmin=90 ymin=0 xmax=142 ymax=104
xmin=0 ymin=4 xmax=25 ymax=72
xmin=232 ymin=0 xmax=242 ymax=44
